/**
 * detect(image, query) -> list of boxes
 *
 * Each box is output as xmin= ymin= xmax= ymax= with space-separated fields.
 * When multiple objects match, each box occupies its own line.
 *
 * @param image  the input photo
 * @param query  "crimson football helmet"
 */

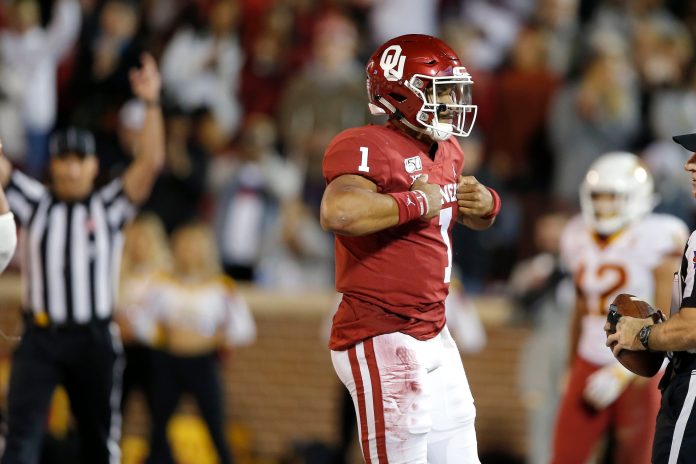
xmin=366 ymin=34 xmax=477 ymax=141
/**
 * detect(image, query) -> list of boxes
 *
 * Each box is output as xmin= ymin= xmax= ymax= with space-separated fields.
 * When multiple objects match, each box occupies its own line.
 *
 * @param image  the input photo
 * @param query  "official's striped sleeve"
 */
xmin=98 ymin=177 xmax=137 ymax=230
xmin=5 ymin=170 xmax=47 ymax=225
xmin=679 ymin=230 xmax=696 ymax=309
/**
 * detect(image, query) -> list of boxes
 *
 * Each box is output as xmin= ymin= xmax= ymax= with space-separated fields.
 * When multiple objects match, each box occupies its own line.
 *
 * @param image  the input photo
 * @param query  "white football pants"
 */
xmin=331 ymin=327 xmax=480 ymax=464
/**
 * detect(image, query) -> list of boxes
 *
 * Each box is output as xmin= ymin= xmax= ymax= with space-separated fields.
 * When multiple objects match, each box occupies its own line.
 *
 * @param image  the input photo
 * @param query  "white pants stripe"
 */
xmin=349 ymin=339 xmax=388 ymax=463
xmin=356 ymin=342 xmax=381 ymax=463
xmin=668 ymin=371 xmax=696 ymax=464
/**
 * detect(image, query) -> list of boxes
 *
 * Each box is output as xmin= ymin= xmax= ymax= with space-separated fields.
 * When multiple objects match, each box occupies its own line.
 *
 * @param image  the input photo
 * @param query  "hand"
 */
xmin=410 ymin=174 xmax=442 ymax=220
xmin=456 ymin=176 xmax=493 ymax=218
xmin=583 ymin=363 xmax=635 ymax=409
xmin=129 ymin=53 xmax=161 ymax=103
xmin=605 ymin=316 xmax=649 ymax=356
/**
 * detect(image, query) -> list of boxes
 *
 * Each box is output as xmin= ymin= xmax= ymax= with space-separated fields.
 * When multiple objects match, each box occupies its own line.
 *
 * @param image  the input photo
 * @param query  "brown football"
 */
xmin=606 ymin=293 xmax=665 ymax=377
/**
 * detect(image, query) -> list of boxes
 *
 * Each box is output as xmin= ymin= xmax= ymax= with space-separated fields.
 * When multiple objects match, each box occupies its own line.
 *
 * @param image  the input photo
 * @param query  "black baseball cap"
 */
xmin=49 ymin=128 xmax=96 ymax=159
xmin=673 ymin=133 xmax=696 ymax=152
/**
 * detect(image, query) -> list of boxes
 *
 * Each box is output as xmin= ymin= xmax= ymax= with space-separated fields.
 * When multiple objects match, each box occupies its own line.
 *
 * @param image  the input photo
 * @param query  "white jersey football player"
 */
xmin=551 ymin=152 xmax=688 ymax=463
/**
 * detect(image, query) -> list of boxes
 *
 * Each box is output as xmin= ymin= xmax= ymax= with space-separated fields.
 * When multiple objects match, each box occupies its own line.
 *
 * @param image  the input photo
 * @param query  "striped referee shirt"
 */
xmin=6 ymin=170 xmax=136 ymax=325
xmin=675 ymin=230 xmax=696 ymax=312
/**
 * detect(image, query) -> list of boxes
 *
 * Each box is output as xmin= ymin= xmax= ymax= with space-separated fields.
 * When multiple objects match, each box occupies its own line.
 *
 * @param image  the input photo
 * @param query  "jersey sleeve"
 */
xmin=322 ymin=130 xmax=392 ymax=191
xmin=97 ymin=177 xmax=137 ymax=230
xmin=559 ymin=215 xmax=584 ymax=274
xmin=640 ymin=215 xmax=689 ymax=269
xmin=680 ymin=230 xmax=696 ymax=309
xmin=5 ymin=170 xmax=47 ymax=226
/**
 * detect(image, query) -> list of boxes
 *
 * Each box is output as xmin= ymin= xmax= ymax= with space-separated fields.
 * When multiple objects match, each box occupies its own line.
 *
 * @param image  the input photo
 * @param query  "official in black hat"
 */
xmin=48 ymin=127 xmax=100 ymax=202
xmin=606 ymin=131 xmax=696 ymax=462
xmin=673 ymin=133 xmax=696 ymax=152
xmin=0 ymin=53 xmax=165 ymax=464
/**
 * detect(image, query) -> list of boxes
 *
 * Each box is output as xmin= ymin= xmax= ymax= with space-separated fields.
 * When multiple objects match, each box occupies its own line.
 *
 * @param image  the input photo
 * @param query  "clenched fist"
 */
xmin=410 ymin=174 xmax=442 ymax=220
xmin=456 ymin=176 xmax=493 ymax=218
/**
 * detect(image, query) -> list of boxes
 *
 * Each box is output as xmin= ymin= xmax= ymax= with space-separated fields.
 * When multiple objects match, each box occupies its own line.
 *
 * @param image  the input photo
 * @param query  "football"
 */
xmin=605 ymin=293 xmax=665 ymax=377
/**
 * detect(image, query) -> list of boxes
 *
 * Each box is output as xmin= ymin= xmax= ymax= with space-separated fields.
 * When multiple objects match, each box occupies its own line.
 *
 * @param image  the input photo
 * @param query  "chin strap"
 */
xmin=377 ymin=95 xmax=452 ymax=141
xmin=398 ymin=116 xmax=429 ymax=135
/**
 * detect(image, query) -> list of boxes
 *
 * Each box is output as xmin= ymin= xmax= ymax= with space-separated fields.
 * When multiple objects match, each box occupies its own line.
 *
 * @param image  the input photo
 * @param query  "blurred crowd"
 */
xmin=2 ymin=0 xmax=696 ymax=293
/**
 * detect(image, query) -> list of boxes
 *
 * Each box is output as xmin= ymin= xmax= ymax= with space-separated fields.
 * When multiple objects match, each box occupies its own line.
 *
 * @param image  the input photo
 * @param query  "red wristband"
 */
xmin=480 ymin=187 xmax=501 ymax=220
xmin=388 ymin=191 xmax=428 ymax=225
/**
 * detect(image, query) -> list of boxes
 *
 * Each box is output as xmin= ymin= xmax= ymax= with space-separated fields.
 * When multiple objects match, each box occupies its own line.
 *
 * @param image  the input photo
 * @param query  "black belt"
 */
xmin=659 ymin=352 xmax=696 ymax=391
xmin=23 ymin=311 xmax=111 ymax=332
xmin=672 ymin=352 xmax=696 ymax=374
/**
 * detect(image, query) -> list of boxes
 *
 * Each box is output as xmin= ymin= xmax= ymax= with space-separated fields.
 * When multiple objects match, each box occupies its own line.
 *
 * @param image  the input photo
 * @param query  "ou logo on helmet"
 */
xmin=380 ymin=45 xmax=406 ymax=81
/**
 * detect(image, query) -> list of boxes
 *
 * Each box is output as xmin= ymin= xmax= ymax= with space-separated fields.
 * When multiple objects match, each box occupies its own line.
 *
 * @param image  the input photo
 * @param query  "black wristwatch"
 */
xmin=638 ymin=325 xmax=653 ymax=351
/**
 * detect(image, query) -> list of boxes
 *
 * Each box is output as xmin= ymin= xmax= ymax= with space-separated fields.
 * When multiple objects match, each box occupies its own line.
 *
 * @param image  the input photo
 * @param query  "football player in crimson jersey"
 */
xmin=551 ymin=153 xmax=687 ymax=464
xmin=320 ymin=34 xmax=501 ymax=463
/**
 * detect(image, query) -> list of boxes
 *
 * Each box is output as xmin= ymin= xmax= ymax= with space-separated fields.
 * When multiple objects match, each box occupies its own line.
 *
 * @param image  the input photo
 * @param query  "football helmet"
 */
xmin=366 ymin=34 xmax=477 ymax=141
xmin=580 ymin=152 xmax=656 ymax=235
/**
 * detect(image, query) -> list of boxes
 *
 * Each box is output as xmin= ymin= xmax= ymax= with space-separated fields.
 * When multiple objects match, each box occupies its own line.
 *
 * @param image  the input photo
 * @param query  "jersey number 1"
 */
xmin=358 ymin=147 xmax=370 ymax=173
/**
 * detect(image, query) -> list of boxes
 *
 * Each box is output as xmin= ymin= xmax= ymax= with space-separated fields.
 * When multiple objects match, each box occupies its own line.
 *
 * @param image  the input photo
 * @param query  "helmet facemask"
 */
xmin=579 ymin=156 xmax=656 ymax=236
xmin=406 ymin=67 xmax=478 ymax=141
xmin=585 ymin=191 xmax=630 ymax=235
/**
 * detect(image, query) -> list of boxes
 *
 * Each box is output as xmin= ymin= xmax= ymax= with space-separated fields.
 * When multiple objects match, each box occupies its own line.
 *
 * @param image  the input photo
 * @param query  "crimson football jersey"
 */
xmin=324 ymin=123 xmax=465 ymax=350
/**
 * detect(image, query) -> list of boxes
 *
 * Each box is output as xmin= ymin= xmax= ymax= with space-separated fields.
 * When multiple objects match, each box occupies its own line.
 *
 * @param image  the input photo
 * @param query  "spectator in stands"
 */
xmin=534 ymin=0 xmax=580 ymax=76
xmin=239 ymin=11 xmax=295 ymax=117
xmin=645 ymin=66 xmax=696 ymax=226
xmin=91 ymin=97 xmax=146 ymax=181
xmin=451 ymin=130 xmax=521 ymax=291
xmin=457 ymin=0 xmax=533 ymax=71
xmin=488 ymin=24 xmax=560 ymax=192
xmin=440 ymin=21 xmax=497 ymax=142
xmin=511 ymin=211 xmax=573 ymax=464
xmin=0 ymin=61 xmax=25 ymax=163
xmin=256 ymin=198 xmax=334 ymax=290
xmin=363 ymin=0 xmax=438 ymax=47
xmin=211 ymin=113 xmax=302 ymax=282
xmin=136 ymin=222 xmax=256 ymax=464
xmin=160 ymin=0 xmax=243 ymax=139
xmin=69 ymin=0 xmax=143 ymax=133
xmin=0 ymin=0 xmax=81 ymax=177
xmin=278 ymin=12 xmax=369 ymax=212
xmin=142 ymin=106 xmax=209 ymax=233
xmin=548 ymin=43 xmax=640 ymax=205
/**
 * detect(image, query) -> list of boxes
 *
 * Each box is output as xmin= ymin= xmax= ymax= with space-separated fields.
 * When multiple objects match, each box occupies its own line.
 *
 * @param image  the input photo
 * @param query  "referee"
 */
xmin=607 ymin=131 xmax=696 ymax=463
xmin=0 ymin=53 xmax=164 ymax=464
